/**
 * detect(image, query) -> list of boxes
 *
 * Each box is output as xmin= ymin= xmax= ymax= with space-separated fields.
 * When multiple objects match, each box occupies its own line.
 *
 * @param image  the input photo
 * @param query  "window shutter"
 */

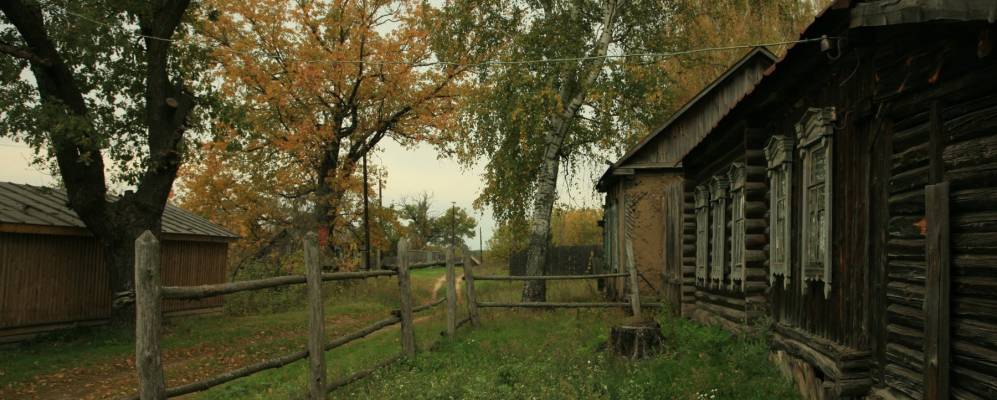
xmin=695 ymin=185 xmax=710 ymax=286
xmin=728 ymin=163 xmax=746 ymax=292
xmin=796 ymin=107 xmax=836 ymax=298
xmin=709 ymin=176 xmax=729 ymax=289
xmin=765 ymin=135 xmax=795 ymax=289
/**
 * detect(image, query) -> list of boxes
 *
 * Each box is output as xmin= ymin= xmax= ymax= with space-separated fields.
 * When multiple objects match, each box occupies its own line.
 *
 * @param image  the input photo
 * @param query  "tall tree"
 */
xmin=430 ymin=206 xmax=477 ymax=247
xmin=437 ymin=0 xmax=822 ymax=301
xmin=0 ymin=0 xmax=207 ymax=317
xmin=436 ymin=0 xmax=678 ymax=301
xmin=396 ymin=192 xmax=435 ymax=249
xmin=181 ymin=0 xmax=501 ymax=261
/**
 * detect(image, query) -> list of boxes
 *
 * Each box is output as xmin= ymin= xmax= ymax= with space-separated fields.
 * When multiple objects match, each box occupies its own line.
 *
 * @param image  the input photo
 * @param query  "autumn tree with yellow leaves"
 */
xmin=180 ymin=0 xmax=505 ymax=269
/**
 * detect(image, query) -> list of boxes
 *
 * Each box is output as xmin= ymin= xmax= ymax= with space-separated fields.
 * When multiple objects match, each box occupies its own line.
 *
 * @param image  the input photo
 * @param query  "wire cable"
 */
xmin=37 ymin=2 xmax=830 ymax=68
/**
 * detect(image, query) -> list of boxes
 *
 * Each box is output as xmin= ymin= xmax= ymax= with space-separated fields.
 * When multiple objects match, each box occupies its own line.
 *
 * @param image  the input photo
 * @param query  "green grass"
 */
xmin=1 ymin=264 xmax=799 ymax=400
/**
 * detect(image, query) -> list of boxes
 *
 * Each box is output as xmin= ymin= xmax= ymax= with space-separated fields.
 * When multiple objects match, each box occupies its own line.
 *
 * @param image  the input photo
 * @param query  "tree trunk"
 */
xmin=522 ymin=140 xmax=561 ymax=302
xmin=521 ymin=0 xmax=619 ymax=302
xmin=1 ymin=0 xmax=195 ymax=326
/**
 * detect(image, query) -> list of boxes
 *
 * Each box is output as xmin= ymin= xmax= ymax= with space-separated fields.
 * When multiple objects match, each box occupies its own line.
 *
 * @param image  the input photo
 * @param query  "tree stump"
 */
xmin=609 ymin=320 xmax=664 ymax=359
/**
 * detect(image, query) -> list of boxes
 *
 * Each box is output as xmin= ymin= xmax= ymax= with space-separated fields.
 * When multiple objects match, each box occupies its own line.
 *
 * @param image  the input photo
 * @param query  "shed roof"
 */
xmin=597 ymin=47 xmax=776 ymax=191
xmin=0 ymin=181 xmax=238 ymax=240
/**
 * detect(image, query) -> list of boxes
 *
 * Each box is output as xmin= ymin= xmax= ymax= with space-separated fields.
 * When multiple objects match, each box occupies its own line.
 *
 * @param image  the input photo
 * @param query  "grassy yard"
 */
xmin=0 ymin=263 xmax=799 ymax=400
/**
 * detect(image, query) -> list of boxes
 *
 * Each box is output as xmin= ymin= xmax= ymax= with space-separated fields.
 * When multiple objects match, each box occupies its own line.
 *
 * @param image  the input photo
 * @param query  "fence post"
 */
xmin=135 ymin=231 xmax=166 ymax=400
xmin=397 ymin=238 xmax=416 ymax=356
xmin=375 ymin=248 xmax=382 ymax=270
xmin=445 ymin=247 xmax=457 ymax=337
xmin=303 ymin=232 xmax=326 ymax=398
xmin=625 ymin=239 xmax=642 ymax=320
xmin=461 ymin=245 xmax=480 ymax=327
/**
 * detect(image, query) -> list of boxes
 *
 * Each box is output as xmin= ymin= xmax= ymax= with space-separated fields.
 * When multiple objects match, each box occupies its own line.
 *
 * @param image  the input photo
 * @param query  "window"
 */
xmin=797 ymin=107 xmax=835 ymax=298
xmin=765 ymin=135 xmax=794 ymax=288
xmin=727 ymin=163 xmax=746 ymax=291
xmin=695 ymin=185 xmax=710 ymax=286
xmin=709 ymin=176 xmax=729 ymax=288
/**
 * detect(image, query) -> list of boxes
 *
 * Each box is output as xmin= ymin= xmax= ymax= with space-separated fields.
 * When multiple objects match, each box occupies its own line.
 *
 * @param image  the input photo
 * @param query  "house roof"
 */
xmin=851 ymin=0 xmax=996 ymax=27
xmin=0 ymin=181 xmax=238 ymax=240
xmin=597 ymin=47 xmax=777 ymax=191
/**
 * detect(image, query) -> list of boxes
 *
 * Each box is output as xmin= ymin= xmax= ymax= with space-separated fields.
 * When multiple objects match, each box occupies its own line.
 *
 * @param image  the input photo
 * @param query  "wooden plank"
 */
xmin=160 ymin=270 xmax=396 ymax=300
xmin=445 ymin=247 xmax=457 ymax=337
xmin=303 ymin=233 xmax=326 ymax=399
xmin=924 ymin=182 xmax=951 ymax=400
xmin=134 ymin=231 xmax=165 ymax=400
xmin=626 ymin=239 xmax=642 ymax=319
xmin=477 ymin=302 xmax=644 ymax=308
xmin=473 ymin=272 xmax=628 ymax=281
xmin=461 ymin=245 xmax=480 ymax=327
xmin=396 ymin=238 xmax=416 ymax=356
xmin=929 ymin=101 xmax=945 ymax=184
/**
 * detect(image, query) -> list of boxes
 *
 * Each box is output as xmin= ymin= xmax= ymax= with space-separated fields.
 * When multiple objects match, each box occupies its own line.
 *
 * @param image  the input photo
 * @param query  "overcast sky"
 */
xmin=0 ymin=135 xmax=604 ymax=250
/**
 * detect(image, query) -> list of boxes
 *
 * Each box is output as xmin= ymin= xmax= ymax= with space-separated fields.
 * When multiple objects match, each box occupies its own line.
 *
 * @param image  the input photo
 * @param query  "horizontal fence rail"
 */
xmin=476 ymin=302 xmax=664 ymax=309
xmin=380 ymin=260 xmax=463 ymax=271
xmin=473 ymin=272 xmax=628 ymax=281
xmin=161 ymin=270 xmax=398 ymax=300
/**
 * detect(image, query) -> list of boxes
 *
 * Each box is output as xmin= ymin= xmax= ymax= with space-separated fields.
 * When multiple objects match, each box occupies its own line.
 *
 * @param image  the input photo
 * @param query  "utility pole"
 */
xmin=450 ymin=202 xmax=456 ymax=248
xmin=362 ymin=153 xmax=371 ymax=270
xmin=479 ymin=211 xmax=484 ymax=266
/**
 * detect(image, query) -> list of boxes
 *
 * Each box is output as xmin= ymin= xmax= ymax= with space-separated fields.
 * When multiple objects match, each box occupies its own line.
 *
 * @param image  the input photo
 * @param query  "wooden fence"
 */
xmin=131 ymin=231 xmax=472 ymax=400
xmin=508 ymin=245 xmax=602 ymax=276
xmin=468 ymin=241 xmax=659 ymax=319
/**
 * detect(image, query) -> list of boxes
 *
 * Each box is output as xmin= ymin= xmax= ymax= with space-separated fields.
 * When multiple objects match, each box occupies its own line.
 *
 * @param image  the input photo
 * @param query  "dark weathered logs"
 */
xmin=609 ymin=320 xmax=664 ymax=359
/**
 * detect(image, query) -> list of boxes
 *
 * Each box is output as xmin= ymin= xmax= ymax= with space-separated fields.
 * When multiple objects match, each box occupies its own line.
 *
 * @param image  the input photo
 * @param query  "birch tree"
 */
xmin=437 ymin=0 xmax=678 ymax=301
xmin=436 ymin=0 xmax=821 ymax=301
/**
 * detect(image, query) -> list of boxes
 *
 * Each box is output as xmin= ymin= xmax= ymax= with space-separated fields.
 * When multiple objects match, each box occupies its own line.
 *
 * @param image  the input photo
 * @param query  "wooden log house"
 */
xmin=601 ymin=1 xmax=997 ymax=398
xmin=0 ymin=182 xmax=237 ymax=342
xmin=597 ymin=48 xmax=778 ymax=312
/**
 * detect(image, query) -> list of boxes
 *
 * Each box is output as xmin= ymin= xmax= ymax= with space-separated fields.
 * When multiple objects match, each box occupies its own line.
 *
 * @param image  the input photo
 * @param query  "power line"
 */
xmin=41 ymin=2 xmax=830 ymax=68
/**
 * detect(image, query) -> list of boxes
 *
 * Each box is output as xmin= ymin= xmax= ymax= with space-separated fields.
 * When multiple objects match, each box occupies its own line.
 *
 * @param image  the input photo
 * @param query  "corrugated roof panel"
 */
xmin=0 ymin=182 xmax=238 ymax=239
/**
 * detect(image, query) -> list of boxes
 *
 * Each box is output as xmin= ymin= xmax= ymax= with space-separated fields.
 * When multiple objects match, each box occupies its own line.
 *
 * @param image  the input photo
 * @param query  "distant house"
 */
xmin=597 ymin=48 xmax=777 ymax=310
xmin=601 ymin=1 xmax=997 ymax=398
xmin=0 ymin=182 xmax=237 ymax=342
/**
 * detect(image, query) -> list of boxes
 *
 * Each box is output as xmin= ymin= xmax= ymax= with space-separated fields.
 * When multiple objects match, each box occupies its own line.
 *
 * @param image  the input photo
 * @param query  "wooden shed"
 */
xmin=597 ymin=48 xmax=777 ymax=313
xmin=0 ymin=182 xmax=237 ymax=342
xmin=602 ymin=1 xmax=997 ymax=398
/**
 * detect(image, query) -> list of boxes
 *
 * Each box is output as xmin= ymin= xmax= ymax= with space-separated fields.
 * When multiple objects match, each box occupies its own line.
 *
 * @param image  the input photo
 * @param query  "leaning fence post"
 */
xmin=625 ymin=239 xmax=642 ymax=320
xmin=445 ymin=247 xmax=457 ymax=337
xmin=397 ymin=238 xmax=416 ymax=356
xmin=303 ymin=232 xmax=326 ymax=398
xmin=135 ymin=231 xmax=166 ymax=400
xmin=461 ymin=245 xmax=480 ymax=327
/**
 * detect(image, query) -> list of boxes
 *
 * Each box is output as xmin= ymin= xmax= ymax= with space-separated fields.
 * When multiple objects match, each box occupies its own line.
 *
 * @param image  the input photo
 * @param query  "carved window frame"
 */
xmin=694 ymin=185 xmax=710 ymax=286
xmin=765 ymin=135 xmax=794 ymax=289
xmin=797 ymin=107 xmax=835 ymax=298
xmin=709 ymin=176 xmax=729 ymax=289
xmin=727 ymin=163 xmax=746 ymax=292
